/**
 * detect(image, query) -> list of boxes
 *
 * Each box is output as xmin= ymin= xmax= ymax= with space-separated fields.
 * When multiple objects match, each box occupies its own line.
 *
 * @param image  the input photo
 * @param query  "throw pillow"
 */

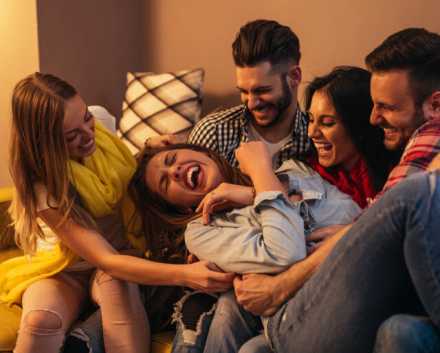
xmin=117 ymin=68 xmax=204 ymax=154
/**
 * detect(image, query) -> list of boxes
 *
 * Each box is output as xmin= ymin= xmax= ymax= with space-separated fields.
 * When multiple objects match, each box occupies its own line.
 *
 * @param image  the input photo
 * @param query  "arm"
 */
xmin=144 ymin=134 xmax=186 ymax=149
xmin=234 ymin=224 xmax=351 ymax=316
xmin=39 ymin=208 xmax=234 ymax=292
xmin=195 ymin=182 xmax=255 ymax=224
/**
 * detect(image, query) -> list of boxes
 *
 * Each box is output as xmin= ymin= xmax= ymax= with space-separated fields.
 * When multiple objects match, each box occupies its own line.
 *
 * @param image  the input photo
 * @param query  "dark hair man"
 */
xmin=365 ymin=28 xmax=440 ymax=193
xmin=363 ymin=28 xmax=440 ymax=353
xmin=188 ymin=19 xmax=310 ymax=168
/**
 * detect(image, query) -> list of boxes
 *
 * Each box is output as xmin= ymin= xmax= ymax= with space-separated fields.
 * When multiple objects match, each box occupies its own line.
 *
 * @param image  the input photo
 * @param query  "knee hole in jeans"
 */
xmin=24 ymin=310 xmax=62 ymax=331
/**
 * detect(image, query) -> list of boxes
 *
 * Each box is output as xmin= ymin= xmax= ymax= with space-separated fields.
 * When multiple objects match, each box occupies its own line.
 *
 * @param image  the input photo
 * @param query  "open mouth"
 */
xmin=186 ymin=165 xmax=201 ymax=189
xmin=313 ymin=141 xmax=333 ymax=152
xmin=80 ymin=138 xmax=95 ymax=152
xmin=252 ymin=104 xmax=274 ymax=115
xmin=383 ymin=128 xmax=399 ymax=139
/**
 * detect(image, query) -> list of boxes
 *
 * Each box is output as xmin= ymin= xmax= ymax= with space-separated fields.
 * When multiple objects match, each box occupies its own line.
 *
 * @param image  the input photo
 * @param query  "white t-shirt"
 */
xmin=247 ymin=123 xmax=291 ymax=168
xmin=34 ymin=182 xmax=129 ymax=271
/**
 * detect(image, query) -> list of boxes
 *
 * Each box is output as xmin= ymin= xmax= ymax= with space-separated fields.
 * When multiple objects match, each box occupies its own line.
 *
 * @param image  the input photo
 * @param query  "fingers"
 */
xmin=204 ymin=271 xmax=235 ymax=293
xmin=196 ymin=191 xmax=227 ymax=225
xmin=233 ymin=276 xmax=242 ymax=291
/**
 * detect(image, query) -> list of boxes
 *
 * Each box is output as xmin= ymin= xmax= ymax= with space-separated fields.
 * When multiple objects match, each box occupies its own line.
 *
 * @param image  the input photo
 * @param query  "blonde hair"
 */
xmin=9 ymin=72 xmax=92 ymax=254
xmin=128 ymin=144 xmax=251 ymax=262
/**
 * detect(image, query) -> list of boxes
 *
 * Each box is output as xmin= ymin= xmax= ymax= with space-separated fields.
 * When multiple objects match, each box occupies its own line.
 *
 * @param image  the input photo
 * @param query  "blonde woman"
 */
xmin=0 ymin=73 xmax=233 ymax=353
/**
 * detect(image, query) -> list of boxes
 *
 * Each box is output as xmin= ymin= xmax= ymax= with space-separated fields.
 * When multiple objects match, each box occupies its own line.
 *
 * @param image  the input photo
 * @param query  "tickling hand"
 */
xmin=195 ymin=183 xmax=254 ymax=224
xmin=144 ymin=134 xmax=186 ymax=149
xmin=234 ymin=273 xmax=284 ymax=316
xmin=184 ymin=260 xmax=235 ymax=293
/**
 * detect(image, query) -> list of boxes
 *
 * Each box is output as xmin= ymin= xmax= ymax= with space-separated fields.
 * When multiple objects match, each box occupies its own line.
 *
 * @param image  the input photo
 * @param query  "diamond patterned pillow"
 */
xmin=117 ymin=68 xmax=204 ymax=153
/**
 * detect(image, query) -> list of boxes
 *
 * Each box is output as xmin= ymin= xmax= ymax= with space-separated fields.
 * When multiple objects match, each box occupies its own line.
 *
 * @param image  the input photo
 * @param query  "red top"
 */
xmin=308 ymin=156 xmax=377 ymax=209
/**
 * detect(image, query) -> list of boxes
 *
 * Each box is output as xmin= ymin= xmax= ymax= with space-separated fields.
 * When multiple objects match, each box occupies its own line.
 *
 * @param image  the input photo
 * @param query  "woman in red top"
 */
xmin=305 ymin=66 xmax=398 ymax=208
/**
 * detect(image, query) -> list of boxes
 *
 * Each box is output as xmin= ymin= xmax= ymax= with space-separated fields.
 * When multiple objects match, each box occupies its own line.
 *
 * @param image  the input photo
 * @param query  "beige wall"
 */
xmin=1 ymin=0 xmax=438 ymax=188
xmin=0 ymin=0 xmax=40 ymax=187
xmin=37 ymin=0 xmax=144 ymax=117
xmin=143 ymin=0 xmax=440 ymax=114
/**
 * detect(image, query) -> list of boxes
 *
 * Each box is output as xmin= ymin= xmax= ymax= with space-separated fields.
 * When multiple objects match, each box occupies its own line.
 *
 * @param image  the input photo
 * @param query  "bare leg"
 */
xmin=91 ymin=269 xmax=150 ymax=353
xmin=14 ymin=272 xmax=88 ymax=353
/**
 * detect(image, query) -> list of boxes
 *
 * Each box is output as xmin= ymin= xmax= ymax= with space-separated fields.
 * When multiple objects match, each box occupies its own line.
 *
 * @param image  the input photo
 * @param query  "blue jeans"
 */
xmin=201 ymin=171 xmax=440 ymax=353
xmin=374 ymin=314 xmax=440 ymax=353
xmin=172 ymin=290 xmax=262 ymax=353
xmin=267 ymin=171 xmax=440 ymax=353
xmin=238 ymin=334 xmax=272 ymax=353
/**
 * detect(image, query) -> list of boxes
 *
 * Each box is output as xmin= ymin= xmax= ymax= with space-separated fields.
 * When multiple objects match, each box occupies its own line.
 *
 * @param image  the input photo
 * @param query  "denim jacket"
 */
xmin=185 ymin=159 xmax=361 ymax=274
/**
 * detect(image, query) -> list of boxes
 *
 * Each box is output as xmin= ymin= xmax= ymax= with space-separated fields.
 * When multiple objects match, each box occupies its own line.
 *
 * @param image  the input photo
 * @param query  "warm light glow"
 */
xmin=0 ymin=0 xmax=39 ymax=187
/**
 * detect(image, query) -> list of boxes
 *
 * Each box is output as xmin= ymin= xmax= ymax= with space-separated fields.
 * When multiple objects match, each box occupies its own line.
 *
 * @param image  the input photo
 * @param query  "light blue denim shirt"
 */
xmin=185 ymin=159 xmax=361 ymax=274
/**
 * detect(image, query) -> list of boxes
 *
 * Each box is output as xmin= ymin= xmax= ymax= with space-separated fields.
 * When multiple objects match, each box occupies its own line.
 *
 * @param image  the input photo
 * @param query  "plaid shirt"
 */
xmin=188 ymin=105 xmax=311 ymax=168
xmin=380 ymin=118 xmax=440 ymax=195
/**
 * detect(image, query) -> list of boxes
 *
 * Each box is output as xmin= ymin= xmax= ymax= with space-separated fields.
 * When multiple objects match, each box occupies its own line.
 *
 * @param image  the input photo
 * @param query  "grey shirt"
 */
xmin=185 ymin=159 xmax=361 ymax=274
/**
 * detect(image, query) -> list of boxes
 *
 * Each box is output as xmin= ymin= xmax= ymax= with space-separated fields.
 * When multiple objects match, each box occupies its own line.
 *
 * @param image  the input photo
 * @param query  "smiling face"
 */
xmin=145 ymin=148 xmax=224 ymax=209
xmin=236 ymin=61 xmax=298 ymax=129
xmin=63 ymin=94 xmax=96 ymax=160
xmin=370 ymin=70 xmax=426 ymax=151
xmin=308 ymin=90 xmax=360 ymax=170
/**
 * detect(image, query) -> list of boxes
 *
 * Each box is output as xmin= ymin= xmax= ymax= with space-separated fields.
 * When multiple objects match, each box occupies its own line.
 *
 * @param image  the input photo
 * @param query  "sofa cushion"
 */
xmin=0 ymin=303 xmax=20 ymax=352
xmin=117 ymin=69 xmax=204 ymax=154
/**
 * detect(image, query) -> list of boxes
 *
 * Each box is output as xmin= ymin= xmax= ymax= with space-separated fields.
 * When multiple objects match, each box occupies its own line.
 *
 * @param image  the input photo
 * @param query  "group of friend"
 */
xmin=0 ymin=18 xmax=439 ymax=353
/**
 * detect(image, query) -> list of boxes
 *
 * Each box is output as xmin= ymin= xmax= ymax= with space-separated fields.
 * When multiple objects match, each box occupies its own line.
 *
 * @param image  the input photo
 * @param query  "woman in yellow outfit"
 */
xmin=0 ymin=73 xmax=233 ymax=353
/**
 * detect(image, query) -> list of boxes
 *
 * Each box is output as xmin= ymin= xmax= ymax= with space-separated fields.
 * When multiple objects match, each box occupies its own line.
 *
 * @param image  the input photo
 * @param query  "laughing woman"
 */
xmin=305 ymin=66 xmax=398 ymax=208
xmin=0 ymin=73 xmax=233 ymax=353
xmin=130 ymin=141 xmax=360 ymax=274
xmin=129 ymin=140 xmax=361 ymax=353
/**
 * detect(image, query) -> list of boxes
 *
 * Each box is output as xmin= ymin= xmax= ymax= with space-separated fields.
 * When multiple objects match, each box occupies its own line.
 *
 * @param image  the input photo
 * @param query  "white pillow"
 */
xmin=89 ymin=105 xmax=116 ymax=133
xmin=117 ymin=68 xmax=204 ymax=154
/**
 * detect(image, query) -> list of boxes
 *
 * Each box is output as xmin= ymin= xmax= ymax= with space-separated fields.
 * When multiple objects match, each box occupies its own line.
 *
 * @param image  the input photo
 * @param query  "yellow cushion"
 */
xmin=0 ymin=188 xmax=12 ymax=203
xmin=0 ymin=303 xmax=20 ymax=352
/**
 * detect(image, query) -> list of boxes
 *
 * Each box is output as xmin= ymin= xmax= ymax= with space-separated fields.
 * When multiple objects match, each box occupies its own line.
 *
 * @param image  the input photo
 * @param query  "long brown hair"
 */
xmin=9 ymin=72 xmax=92 ymax=254
xmin=128 ymin=143 xmax=251 ymax=262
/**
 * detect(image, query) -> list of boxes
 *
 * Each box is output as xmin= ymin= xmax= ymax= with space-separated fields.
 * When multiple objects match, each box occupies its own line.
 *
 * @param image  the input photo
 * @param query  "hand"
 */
xmin=195 ymin=183 xmax=254 ymax=224
xmin=183 ymin=260 xmax=235 ymax=293
xmin=235 ymin=141 xmax=272 ymax=177
xmin=234 ymin=273 xmax=285 ymax=316
xmin=145 ymin=134 xmax=186 ymax=149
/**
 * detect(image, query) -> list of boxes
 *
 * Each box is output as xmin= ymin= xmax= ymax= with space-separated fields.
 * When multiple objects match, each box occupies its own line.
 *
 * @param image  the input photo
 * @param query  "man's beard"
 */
xmin=382 ymin=107 xmax=426 ymax=151
xmin=245 ymin=75 xmax=293 ymax=128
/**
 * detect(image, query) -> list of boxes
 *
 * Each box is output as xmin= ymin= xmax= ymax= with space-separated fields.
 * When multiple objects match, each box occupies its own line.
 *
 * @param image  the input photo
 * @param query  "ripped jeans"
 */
xmin=171 ymin=290 xmax=263 ymax=353
xmin=14 ymin=269 xmax=149 ymax=353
